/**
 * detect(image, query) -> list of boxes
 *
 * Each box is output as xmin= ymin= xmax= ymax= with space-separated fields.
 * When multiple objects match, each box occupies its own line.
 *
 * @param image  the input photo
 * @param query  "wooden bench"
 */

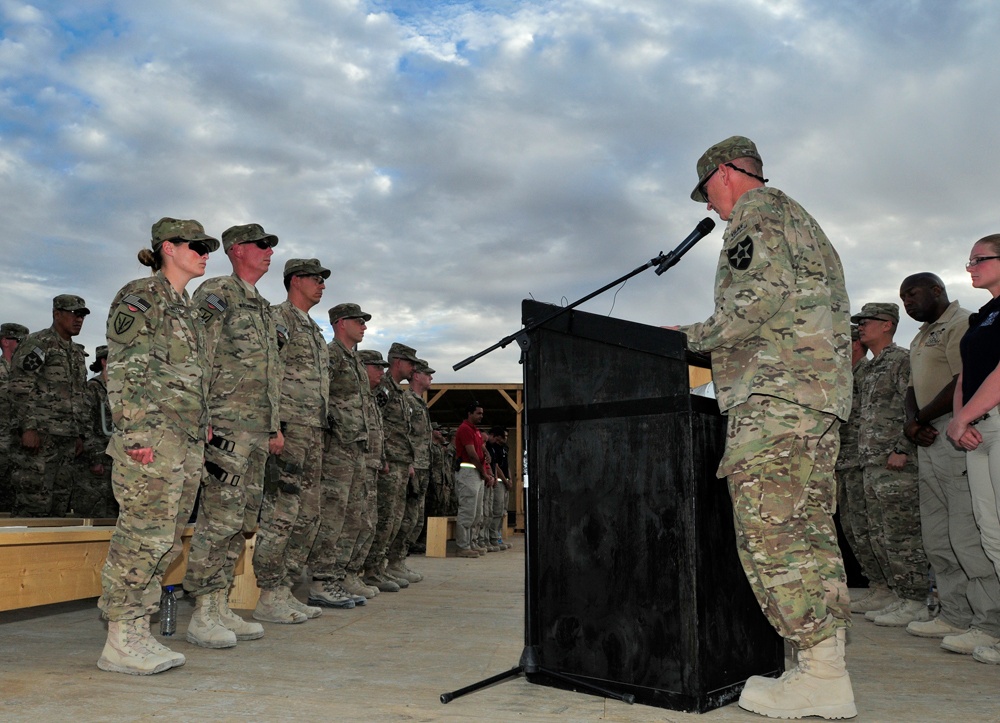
xmin=0 ymin=518 xmax=197 ymax=612
xmin=425 ymin=516 xmax=457 ymax=558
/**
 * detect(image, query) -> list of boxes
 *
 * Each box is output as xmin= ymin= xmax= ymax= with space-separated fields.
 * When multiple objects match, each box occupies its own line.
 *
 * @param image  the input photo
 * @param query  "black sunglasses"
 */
xmin=239 ymin=239 xmax=275 ymax=250
xmin=172 ymin=239 xmax=212 ymax=256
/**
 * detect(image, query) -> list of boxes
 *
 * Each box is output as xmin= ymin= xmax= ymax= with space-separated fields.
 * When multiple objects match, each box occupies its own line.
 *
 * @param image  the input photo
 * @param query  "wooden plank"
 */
xmin=0 ymin=526 xmax=194 ymax=612
xmin=228 ymin=534 xmax=259 ymax=610
xmin=425 ymin=516 xmax=456 ymax=558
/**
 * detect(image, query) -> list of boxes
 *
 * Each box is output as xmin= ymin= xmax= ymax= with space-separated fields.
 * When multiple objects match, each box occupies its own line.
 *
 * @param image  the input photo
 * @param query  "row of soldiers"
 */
xmin=0 ymin=309 xmax=118 ymax=518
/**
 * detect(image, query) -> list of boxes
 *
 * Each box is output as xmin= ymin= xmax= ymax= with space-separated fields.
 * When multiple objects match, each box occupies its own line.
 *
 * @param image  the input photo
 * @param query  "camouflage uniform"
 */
xmin=443 ymin=442 xmax=458 ymax=516
xmin=305 ymin=337 xmax=369 ymax=584
xmin=183 ymin=273 xmax=281 ymax=597
xmin=837 ymin=357 xmax=880 ymax=584
xmin=342 ymin=350 xmax=386 ymax=577
xmin=9 ymin=325 xmax=89 ymax=517
xmin=857 ymin=342 xmax=927 ymax=601
xmin=99 ymin=271 xmax=210 ymax=621
xmin=253 ymin=300 xmax=330 ymax=591
xmin=0 ymin=323 xmax=29 ymax=511
xmin=77 ymin=370 xmax=118 ymax=518
xmin=678 ymin=184 xmax=853 ymax=648
xmin=363 ymin=366 xmax=414 ymax=573
xmin=390 ymin=387 xmax=432 ymax=563
xmin=426 ymin=439 xmax=451 ymax=517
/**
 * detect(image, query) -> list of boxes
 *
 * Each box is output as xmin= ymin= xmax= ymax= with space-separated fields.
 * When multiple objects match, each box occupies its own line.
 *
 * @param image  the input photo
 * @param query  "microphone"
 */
xmin=654 ymin=217 xmax=716 ymax=275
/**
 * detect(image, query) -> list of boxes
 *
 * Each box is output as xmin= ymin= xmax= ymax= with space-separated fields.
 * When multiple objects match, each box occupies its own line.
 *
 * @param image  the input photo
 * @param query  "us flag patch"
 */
xmin=122 ymin=294 xmax=151 ymax=313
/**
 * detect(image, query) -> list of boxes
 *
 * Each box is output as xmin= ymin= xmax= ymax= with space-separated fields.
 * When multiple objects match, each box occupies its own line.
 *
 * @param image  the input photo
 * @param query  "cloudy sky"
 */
xmin=2 ymin=0 xmax=998 ymax=382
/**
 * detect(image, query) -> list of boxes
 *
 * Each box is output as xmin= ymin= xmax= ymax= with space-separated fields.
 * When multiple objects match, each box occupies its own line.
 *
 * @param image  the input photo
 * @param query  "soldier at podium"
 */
xmin=675 ymin=136 xmax=856 ymax=719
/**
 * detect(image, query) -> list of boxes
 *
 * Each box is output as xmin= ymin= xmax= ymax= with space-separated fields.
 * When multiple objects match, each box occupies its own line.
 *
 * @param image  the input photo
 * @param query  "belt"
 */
xmin=459 ymin=462 xmax=476 ymax=469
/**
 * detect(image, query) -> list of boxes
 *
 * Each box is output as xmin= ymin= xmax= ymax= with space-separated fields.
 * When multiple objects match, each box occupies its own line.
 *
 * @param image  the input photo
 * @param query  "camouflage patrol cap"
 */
xmin=691 ymin=135 xmax=762 ymax=203
xmin=53 ymin=294 xmax=90 ymax=315
xmin=89 ymin=344 xmax=108 ymax=372
xmin=329 ymin=302 xmax=372 ymax=324
xmin=387 ymin=342 xmax=419 ymax=363
xmin=0 ymin=323 xmax=29 ymax=341
xmin=283 ymin=258 xmax=331 ymax=280
xmin=151 ymin=217 xmax=220 ymax=252
xmin=222 ymin=223 xmax=279 ymax=252
xmin=851 ymin=302 xmax=900 ymax=324
xmin=358 ymin=349 xmax=389 ymax=367
xmin=413 ymin=358 xmax=436 ymax=375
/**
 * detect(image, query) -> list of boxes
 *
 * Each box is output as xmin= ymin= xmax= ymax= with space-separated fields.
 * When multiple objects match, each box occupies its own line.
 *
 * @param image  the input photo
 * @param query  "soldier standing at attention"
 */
xmin=852 ymin=302 xmax=929 ymax=628
xmin=252 ymin=259 xmax=331 ymax=624
xmin=0 ymin=322 xmax=29 ymax=511
xmin=183 ymin=223 xmax=282 ymax=649
xmin=9 ymin=295 xmax=90 ymax=517
xmin=97 ymin=217 xmax=217 ymax=675
xmin=362 ymin=342 xmax=418 ymax=592
xmin=387 ymin=358 xmax=434 ymax=583
xmin=79 ymin=345 xmax=117 ymax=518
xmin=674 ymin=136 xmax=855 ymax=719
xmin=303 ymin=302 xmax=371 ymax=610
xmin=336 ymin=348 xmax=389 ymax=600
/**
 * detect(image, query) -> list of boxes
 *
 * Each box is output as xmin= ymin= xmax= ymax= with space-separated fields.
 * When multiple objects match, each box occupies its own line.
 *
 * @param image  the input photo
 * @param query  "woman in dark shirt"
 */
xmin=947 ymin=233 xmax=1000 ymax=665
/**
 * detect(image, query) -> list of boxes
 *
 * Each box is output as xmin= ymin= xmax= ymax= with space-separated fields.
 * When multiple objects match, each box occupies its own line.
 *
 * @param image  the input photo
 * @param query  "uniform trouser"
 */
xmin=919 ymin=415 xmax=1000 ymax=634
xmin=71 ymin=453 xmax=117 ymax=518
xmin=363 ymin=463 xmax=409 ymax=571
xmin=477 ymin=483 xmax=495 ymax=546
xmin=488 ymin=483 xmax=509 ymax=541
xmin=12 ymin=433 xmax=79 ymax=517
xmin=838 ymin=463 xmax=886 ymax=588
xmin=966 ymin=415 xmax=1000 ymax=585
xmin=99 ymin=427 xmax=204 ymax=621
xmin=307 ymin=438 xmax=366 ymax=581
xmin=0 ymin=432 xmax=13 ymax=511
xmin=722 ymin=396 xmax=849 ymax=649
xmin=183 ymin=428 xmax=268 ymax=597
xmin=389 ymin=467 xmax=429 ymax=563
xmin=342 ymin=466 xmax=379 ymax=574
xmin=253 ymin=423 xmax=324 ymax=590
xmin=455 ymin=466 xmax=485 ymax=551
xmin=862 ymin=460 xmax=928 ymax=601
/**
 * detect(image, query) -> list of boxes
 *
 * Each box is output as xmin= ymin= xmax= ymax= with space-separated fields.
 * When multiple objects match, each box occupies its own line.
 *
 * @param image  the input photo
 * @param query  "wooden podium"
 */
xmin=521 ymin=300 xmax=782 ymax=713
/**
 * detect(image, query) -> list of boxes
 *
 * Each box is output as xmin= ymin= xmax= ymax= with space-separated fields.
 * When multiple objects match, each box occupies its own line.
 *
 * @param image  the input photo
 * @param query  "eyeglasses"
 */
xmin=173 ymin=239 xmax=212 ymax=256
xmin=856 ymin=318 xmax=887 ymax=327
xmin=59 ymin=309 xmax=89 ymax=318
xmin=966 ymin=256 xmax=1000 ymax=269
xmin=239 ymin=239 xmax=276 ymax=250
xmin=697 ymin=169 xmax=717 ymax=199
xmin=348 ymin=316 xmax=367 ymax=325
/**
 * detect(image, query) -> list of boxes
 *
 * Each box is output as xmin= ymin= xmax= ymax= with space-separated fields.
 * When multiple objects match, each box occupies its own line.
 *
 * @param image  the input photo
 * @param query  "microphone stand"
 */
xmin=452 ymin=217 xmax=714 ymax=372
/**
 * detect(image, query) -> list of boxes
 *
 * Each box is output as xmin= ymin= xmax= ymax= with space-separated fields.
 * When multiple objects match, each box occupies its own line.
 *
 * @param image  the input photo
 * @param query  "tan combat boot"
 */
xmin=98 ymin=619 xmax=175 ymax=675
xmin=739 ymin=629 xmax=856 ymax=720
xmin=283 ymin=587 xmax=324 ymax=619
xmin=253 ymin=588 xmax=308 ymax=624
xmin=342 ymin=572 xmax=378 ymax=599
xmin=186 ymin=591 xmax=238 ymax=649
xmin=217 ymin=589 xmax=265 ymax=640
xmin=135 ymin=615 xmax=186 ymax=668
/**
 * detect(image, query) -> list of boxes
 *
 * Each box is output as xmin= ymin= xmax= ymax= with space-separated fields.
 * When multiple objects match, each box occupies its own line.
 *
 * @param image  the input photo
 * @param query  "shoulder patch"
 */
xmin=376 ymin=389 xmax=389 ymax=408
xmin=113 ymin=312 xmax=136 ymax=336
xmin=727 ymin=236 xmax=754 ymax=270
xmin=199 ymin=293 xmax=228 ymax=324
xmin=122 ymin=294 xmax=151 ymax=313
xmin=275 ymin=324 xmax=289 ymax=350
xmin=22 ymin=346 xmax=45 ymax=371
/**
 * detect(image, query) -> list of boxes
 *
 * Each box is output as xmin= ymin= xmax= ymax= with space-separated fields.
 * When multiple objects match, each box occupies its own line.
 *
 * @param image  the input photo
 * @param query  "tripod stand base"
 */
xmin=440 ymin=647 xmax=635 ymax=705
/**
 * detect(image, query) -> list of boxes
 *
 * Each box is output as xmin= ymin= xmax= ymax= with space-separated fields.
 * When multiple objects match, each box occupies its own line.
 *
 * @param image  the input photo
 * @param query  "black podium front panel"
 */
xmin=522 ymin=300 xmax=782 ymax=712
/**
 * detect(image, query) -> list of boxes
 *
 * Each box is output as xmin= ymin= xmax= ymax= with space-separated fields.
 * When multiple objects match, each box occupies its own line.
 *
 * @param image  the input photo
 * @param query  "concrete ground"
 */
xmin=1 ymin=537 xmax=999 ymax=722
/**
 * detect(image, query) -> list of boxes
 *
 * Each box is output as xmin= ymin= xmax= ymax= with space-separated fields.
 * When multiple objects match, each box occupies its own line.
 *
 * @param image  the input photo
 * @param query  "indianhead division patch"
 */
xmin=376 ymin=389 xmax=389 ymax=408
xmin=275 ymin=324 xmax=289 ymax=350
xmin=728 ymin=236 xmax=754 ymax=270
xmin=22 ymin=346 xmax=45 ymax=371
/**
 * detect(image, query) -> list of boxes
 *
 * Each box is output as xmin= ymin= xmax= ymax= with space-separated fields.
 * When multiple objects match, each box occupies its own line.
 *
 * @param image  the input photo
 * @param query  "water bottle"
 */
xmin=160 ymin=585 xmax=177 ymax=636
